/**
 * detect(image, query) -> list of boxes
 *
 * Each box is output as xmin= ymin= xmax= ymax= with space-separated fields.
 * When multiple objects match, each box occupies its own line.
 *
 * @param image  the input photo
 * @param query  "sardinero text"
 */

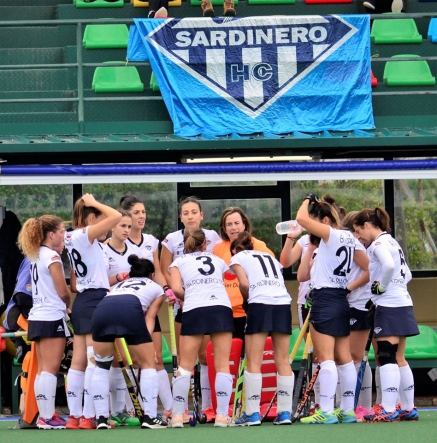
xmin=175 ymin=26 xmax=328 ymax=48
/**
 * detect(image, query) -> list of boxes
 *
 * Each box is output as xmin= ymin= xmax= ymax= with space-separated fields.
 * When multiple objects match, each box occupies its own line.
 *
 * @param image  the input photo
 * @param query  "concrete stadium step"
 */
xmin=0 ymin=91 xmax=75 ymax=114
xmin=0 ymin=111 xmax=77 ymax=125
xmin=0 ymin=6 xmax=56 ymax=20
xmin=0 ymin=48 xmax=64 ymax=65
xmin=0 ymin=0 xmax=71 ymax=6
xmin=0 ymin=68 xmax=72 ymax=92
xmin=0 ymin=26 xmax=76 ymax=49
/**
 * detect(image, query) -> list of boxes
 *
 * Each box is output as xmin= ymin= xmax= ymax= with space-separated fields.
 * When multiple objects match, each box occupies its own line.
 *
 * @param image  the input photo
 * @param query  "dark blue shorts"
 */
xmin=71 ymin=288 xmax=107 ymax=335
xmin=154 ymin=316 xmax=161 ymax=333
xmin=245 ymin=303 xmax=291 ymax=335
xmin=298 ymin=303 xmax=310 ymax=331
xmin=349 ymin=307 xmax=371 ymax=331
xmin=181 ymin=306 xmax=234 ymax=336
xmin=373 ymin=305 xmax=419 ymax=338
xmin=28 ymin=318 xmax=69 ymax=341
xmin=175 ymin=305 xmax=182 ymax=323
xmin=310 ymin=288 xmax=350 ymax=337
xmin=91 ymin=295 xmax=152 ymax=345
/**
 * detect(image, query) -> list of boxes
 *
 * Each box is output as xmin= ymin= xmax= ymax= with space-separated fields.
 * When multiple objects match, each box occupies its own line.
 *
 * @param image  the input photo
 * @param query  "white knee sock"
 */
xmin=66 ymin=369 xmax=84 ymax=418
xmin=158 ymin=369 xmax=173 ymax=412
xmin=312 ymin=363 xmax=320 ymax=405
xmin=337 ymin=361 xmax=356 ymax=413
xmin=215 ymin=372 xmax=232 ymax=415
xmin=172 ymin=375 xmax=190 ymax=415
xmin=375 ymin=366 xmax=381 ymax=404
xmin=244 ymin=371 xmax=262 ymax=415
xmin=335 ymin=368 xmax=341 ymax=408
xmin=92 ymin=367 xmax=110 ymax=418
xmin=399 ymin=365 xmax=415 ymax=411
xmin=140 ymin=368 xmax=159 ymax=418
xmin=355 ymin=362 xmax=372 ymax=410
xmin=83 ymin=366 xmax=96 ymax=418
xmin=276 ymin=373 xmax=294 ymax=414
xmin=380 ymin=364 xmax=400 ymax=413
xmin=34 ymin=374 xmax=42 ymax=415
xmin=200 ymin=364 xmax=212 ymax=411
xmin=318 ymin=360 xmax=337 ymax=414
xmin=109 ymin=366 xmax=125 ymax=415
xmin=39 ymin=371 xmax=57 ymax=419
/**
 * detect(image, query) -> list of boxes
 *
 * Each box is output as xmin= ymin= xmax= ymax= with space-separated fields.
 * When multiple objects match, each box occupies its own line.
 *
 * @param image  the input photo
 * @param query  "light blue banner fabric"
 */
xmin=128 ymin=15 xmax=374 ymax=137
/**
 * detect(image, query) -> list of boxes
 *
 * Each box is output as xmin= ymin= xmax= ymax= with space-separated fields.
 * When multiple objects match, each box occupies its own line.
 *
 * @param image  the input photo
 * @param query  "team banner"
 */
xmin=128 ymin=15 xmax=373 ymax=137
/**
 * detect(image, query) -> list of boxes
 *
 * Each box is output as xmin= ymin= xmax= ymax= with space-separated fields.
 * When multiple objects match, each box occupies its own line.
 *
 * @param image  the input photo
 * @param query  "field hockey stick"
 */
xmin=232 ymin=340 xmax=246 ymax=419
xmin=292 ymin=336 xmax=310 ymax=415
xmin=189 ymin=362 xmax=207 ymax=426
xmin=354 ymin=303 xmax=375 ymax=410
xmin=291 ymin=361 xmax=320 ymax=423
xmin=120 ymin=338 xmax=145 ymax=408
xmin=114 ymin=342 xmax=144 ymax=421
xmin=260 ymin=313 xmax=310 ymax=422
xmin=302 ymin=333 xmax=314 ymax=417
xmin=168 ymin=302 xmax=178 ymax=379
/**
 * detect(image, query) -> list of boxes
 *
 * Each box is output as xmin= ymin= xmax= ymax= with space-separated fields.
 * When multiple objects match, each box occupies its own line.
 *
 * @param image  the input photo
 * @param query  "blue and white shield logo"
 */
xmin=145 ymin=16 xmax=358 ymax=118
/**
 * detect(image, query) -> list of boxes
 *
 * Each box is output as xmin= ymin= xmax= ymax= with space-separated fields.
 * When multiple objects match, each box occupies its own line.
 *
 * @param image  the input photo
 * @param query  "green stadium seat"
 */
xmin=190 ymin=0 xmax=238 ymax=6
xmin=92 ymin=65 xmax=145 ymax=92
xmin=289 ymin=327 xmax=305 ymax=362
xmin=133 ymin=0 xmax=182 ymax=7
xmin=162 ymin=335 xmax=172 ymax=365
xmin=248 ymin=0 xmax=294 ymax=4
xmin=83 ymin=24 xmax=129 ymax=49
xmin=383 ymin=55 xmax=436 ymax=86
xmin=76 ymin=0 xmax=124 ymax=8
xmin=368 ymin=325 xmax=437 ymax=362
xmin=371 ymin=17 xmax=423 ymax=44
xmin=150 ymin=72 xmax=160 ymax=92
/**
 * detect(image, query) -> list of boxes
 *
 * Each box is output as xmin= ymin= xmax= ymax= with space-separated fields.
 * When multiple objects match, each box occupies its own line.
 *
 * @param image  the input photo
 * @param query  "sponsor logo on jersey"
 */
xmin=375 ymin=242 xmax=381 ymax=246
xmin=163 ymin=238 xmax=169 ymax=243
xmin=51 ymin=254 xmax=60 ymax=261
xmin=210 ymin=295 xmax=218 ymax=300
xmin=224 ymin=270 xmax=238 ymax=281
xmin=82 ymin=228 xmax=86 ymax=233
xmin=146 ymin=245 xmax=152 ymax=251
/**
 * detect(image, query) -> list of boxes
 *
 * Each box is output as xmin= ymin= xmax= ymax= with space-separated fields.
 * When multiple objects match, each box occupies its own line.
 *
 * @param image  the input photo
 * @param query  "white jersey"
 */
xmin=169 ymin=251 xmax=230 ymax=312
xmin=310 ymin=227 xmax=355 ymax=290
xmin=367 ymin=232 xmax=413 ymax=307
xmin=127 ymin=233 xmax=159 ymax=263
xmin=347 ymin=238 xmax=370 ymax=311
xmin=65 ymin=227 xmax=109 ymax=293
xmin=297 ymin=235 xmax=311 ymax=305
xmin=28 ymin=246 xmax=66 ymax=321
xmin=230 ymin=250 xmax=291 ymax=305
xmin=108 ymin=277 xmax=164 ymax=313
xmin=162 ymin=228 xmax=222 ymax=258
xmin=103 ymin=243 xmax=132 ymax=276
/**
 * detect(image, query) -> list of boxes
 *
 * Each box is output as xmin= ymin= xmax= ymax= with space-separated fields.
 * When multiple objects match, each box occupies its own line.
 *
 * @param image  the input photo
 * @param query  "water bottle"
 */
xmin=276 ymin=220 xmax=304 ymax=236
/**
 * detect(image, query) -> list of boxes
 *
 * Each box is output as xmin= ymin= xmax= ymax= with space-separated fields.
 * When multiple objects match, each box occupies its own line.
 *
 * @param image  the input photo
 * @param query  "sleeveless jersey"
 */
xmin=103 ymin=243 xmax=132 ymax=276
xmin=108 ymin=277 xmax=164 ymax=313
xmin=367 ymin=232 xmax=413 ymax=307
xmin=127 ymin=233 xmax=159 ymax=263
xmin=65 ymin=227 xmax=109 ymax=292
xmin=310 ymin=227 xmax=355 ymax=290
xmin=162 ymin=228 xmax=221 ymax=258
xmin=230 ymin=250 xmax=291 ymax=305
xmin=28 ymin=246 xmax=66 ymax=321
xmin=297 ymin=235 xmax=311 ymax=305
xmin=347 ymin=238 xmax=370 ymax=311
xmin=169 ymin=251 xmax=230 ymax=312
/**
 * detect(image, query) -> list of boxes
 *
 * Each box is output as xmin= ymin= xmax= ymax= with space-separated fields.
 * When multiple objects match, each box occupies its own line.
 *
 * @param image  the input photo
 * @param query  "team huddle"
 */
xmin=15 ymin=192 xmax=419 ymax=430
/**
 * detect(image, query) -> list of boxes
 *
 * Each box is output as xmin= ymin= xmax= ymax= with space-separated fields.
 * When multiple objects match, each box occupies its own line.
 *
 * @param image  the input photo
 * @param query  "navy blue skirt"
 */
xmin=181 ymin=306 xmax=234 ymax=336
xmin=310 ymin=288 xmax=350 ymax=337
xmin=71 ymin=288 xmax=107 ymax=334
xmin=373 ymin=305 xmax=419 ymax=338
xmin=245 ymin=303 xmax=291 ymax=335
xmin=92 ymin=294 xmax=152 ymax=345
xmin=349 ymin=307 xmax=371 ymax=331
xmin=28 ymin=318 xmax=69 ymax=341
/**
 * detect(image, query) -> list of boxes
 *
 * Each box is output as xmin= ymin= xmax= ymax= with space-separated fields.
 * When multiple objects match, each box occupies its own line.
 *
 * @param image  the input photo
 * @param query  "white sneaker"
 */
xmin=154 ymin=7 xmax=168 ymax=18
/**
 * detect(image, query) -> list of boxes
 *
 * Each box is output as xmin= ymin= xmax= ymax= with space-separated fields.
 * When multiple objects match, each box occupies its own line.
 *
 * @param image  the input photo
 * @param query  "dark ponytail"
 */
xmin=128 ymin=254 xmax=155 ymax=278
